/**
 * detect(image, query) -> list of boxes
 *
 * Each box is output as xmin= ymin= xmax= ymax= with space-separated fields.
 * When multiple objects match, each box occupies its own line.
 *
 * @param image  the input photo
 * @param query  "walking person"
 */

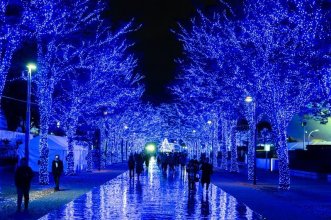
xmin=200 ymin=157 xmax=213 ymax=191
xmin=135 ymin=153 xmax=144 ymax=181
xmin=14 ymin=157 xmax=34 ymax=212
xmin=187 ymin=157 xmax=199 ymax=191
xmin=52 ymin=155 xmax=63 ymax=191
xmin=128 ymin=153 xmax=135 ymax=179
xmin=187 ymin=159 xmax=196 ymax=191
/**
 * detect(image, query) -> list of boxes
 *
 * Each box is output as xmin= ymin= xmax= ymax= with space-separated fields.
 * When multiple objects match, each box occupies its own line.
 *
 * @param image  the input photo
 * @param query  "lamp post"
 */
xmin=207 ymin=120 xmax=213 ymax=163
xmin=245 ymin=96 xmax=257 ymax=185
xmin=192 ymin=129 xmax=197 ymax=157
xmin=308 ymin=129 xmax=319 ymax=147
xmin=264 ymin=144 xmax=270 ymax=170
xmin=102 ymin=111 xmax=108 ymax=168
xmin=25 ymin=63 xmax=36 ymax=164
xmin=302 ymin=120 xmax=307 ymax=150
xmin=122 ymin=125 xmax=128 ymax=162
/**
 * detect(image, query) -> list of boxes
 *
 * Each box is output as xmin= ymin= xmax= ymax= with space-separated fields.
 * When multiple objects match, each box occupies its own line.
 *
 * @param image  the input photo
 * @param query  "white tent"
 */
xmin=18 ymin=135 xmax=88 ymax=172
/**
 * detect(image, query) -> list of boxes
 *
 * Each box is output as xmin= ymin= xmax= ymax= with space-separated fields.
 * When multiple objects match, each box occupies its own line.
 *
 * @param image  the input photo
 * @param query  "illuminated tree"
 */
xmin=173 ymin=0 xmax=329 ymax=189
xmin=53 ymin=21 xmax=143 ymax=174
xmin=240 ymin=0 xmax=328 ymax=189
xmin=22 ymin=0 xmax=103 ymax=184
xmin=173 ymin=10 xmax=245 ymax=170
xmin=0 ymin=1 xmax=21 ymax=101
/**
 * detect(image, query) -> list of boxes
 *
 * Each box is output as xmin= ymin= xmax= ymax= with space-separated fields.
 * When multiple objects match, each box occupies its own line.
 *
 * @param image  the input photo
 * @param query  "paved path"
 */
xmin=212 ymin=167 xmax=331 ymax=220
xmin=40 ymin=158 xmax=264 ymax=219
xmin=1 ymin=163 xmax=127 ymax=220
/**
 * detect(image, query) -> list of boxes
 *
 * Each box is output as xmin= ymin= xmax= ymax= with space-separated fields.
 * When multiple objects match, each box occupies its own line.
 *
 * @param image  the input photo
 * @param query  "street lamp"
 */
xmin=302 ymin=120 xmax=307 ymax=150
xmin=25 ymin=63 xmax=36 ymax=164
xmin=122 ymin=125 xmax=128 ymax=161
xmin=245 ymin=95 xmax=257 ymax=185
xmin=307 ymin=129 xmax=319 ymax=147
xmin=192 ymin=130 xmax=197 ymax=157
xmin=207 ymin=120 xmax=213 ymax=164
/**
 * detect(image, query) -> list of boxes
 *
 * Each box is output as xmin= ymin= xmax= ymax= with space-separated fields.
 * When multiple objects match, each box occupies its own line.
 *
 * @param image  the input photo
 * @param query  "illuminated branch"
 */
xmin=0 ymin=0 xmax=21 ymax=100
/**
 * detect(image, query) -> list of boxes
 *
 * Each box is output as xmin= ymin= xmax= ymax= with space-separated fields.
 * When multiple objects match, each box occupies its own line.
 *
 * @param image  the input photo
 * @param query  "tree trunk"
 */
xmin=220 ymin=120 xmax=228 ymax=170
xmin=36 ymin=39 xmax=53 ymax=185
xmin=247 ymin=128 xmax=256 ymax=181
xmin=66 ymin=134 xmax=75 ymax=175
xmin=229 ymin=120 xmax=239 ymax=172
xmin=39 ymin=130 xmax=49 ymax=185
xmin=275 ymin=124 xmax=291 ymax=190
xmin=212 ymin=118 xmax=219 ymax=167
xmin=245 ymin=102 xmax=257 ymax=181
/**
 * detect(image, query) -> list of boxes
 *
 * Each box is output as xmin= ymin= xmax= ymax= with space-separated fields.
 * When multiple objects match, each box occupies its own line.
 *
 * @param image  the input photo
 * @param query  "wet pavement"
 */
xmin=40 ymin=158 xmax=264 ymax=220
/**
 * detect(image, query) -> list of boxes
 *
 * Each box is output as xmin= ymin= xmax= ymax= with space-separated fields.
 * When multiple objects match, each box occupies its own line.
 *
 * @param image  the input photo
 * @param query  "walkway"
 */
xmin=212 ymin=167 xmax=331 ymax=220
xmin=0 ymin=163 xmax=127 ymax=220
xmin=40 ymin=158 xmax=264 ymax=219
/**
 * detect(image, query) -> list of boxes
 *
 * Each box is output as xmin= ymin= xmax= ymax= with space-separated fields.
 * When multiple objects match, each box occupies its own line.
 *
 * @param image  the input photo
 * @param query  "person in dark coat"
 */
xmin=14 ymin=157 xmax=34 ymax=212
xmin=128 ymin=153 xmax=135 ymax=179
xmin=52 ymin=155 xmax=64 ymax=191
xmin=135 ymin=153 xmax=144 ymax=180
xmin=187 ymin=157 xmax=200 ymax=191
xmin=200 ymin=157 xmax=213 ymax=190
xmin=187 ymin=159 xmax=196 ymax=191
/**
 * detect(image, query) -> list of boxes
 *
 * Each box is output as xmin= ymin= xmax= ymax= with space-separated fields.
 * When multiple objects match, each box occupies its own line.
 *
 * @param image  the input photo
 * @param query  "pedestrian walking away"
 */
xmin=187 ymin=156 xmax=200 ymax=191
xmin=52 ymin=155 xmax=64 ymax=191
xmin=200 ymin=157 xmax=213 ymax=191
xmin=135 ymin=152 xmax=144 ymax=181
xmin=14 ymin=157 xmax=34 ymax=212
xmin=128 ymin=153 xmax=135 ymax=179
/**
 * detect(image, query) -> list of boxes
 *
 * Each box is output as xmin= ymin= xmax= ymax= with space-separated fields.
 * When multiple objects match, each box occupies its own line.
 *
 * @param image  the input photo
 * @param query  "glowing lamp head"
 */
xmin=27 ymin=63 xmax=37 ymax=72
xmin=264 ymin=144 xmax=271 ymax=152
xmin=146 ymin=144 xmax=156 ymax=152
xmin=245 ymin=96 xmax=253 ymax=103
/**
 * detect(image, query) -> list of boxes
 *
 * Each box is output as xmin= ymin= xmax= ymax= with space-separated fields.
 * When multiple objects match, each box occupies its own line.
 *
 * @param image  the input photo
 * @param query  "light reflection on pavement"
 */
xmin=40 ymin=157 xmax=264 ymax=219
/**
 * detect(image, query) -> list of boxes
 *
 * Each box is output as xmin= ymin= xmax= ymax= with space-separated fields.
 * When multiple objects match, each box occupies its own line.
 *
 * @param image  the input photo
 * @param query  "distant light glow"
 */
xmin=146 ymin=144 xmax=156 ymax=152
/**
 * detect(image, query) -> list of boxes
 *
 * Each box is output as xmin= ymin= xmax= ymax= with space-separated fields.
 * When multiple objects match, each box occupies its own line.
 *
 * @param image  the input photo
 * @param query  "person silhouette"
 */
xmin=200 ymin=157 xmax=213 ymax=191
xmin=14 ymin=157 xmax=33 ymax=212
xmin=128 ymin=153 xmax=135 ymax=179
xmin=52 ymin=155 xmax=63 ymax=191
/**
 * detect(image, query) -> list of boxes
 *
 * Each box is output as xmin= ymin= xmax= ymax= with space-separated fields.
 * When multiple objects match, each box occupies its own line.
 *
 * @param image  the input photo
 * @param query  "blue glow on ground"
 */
xmin=40 ymin=158 xmax=264 ymax=219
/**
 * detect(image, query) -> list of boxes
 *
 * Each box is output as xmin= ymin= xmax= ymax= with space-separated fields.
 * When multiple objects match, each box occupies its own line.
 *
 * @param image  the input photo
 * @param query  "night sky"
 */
xmin=2 ymin=0 xmax=224 ymax=129
xmin=106 ymin=0 xmax=220 ymax=104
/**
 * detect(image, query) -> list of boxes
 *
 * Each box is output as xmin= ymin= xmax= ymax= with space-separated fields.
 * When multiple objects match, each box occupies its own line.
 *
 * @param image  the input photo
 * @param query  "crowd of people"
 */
xmin=14 ymin=148 xmax=212 ymax=214
xmin=129 ymin=150 xmax=213 ymax=192
xmin=156 ymin=152 xmax=187 ymax=172
xmin=128 ymin=151 xmax=152 ymax=180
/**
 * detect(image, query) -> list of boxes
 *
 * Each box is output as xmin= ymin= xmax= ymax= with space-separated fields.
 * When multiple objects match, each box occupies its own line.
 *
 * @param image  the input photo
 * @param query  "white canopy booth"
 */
xmin=18 ymin=135 xmax=88 ymax=172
